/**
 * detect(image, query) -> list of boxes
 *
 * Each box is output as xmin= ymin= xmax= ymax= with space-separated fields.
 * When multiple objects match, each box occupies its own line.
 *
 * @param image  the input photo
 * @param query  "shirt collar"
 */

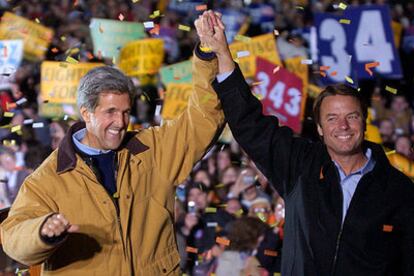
xmin=334 ymin=148 xmax=376 ymax=180
xmin=72 ymin=128 xmax=112 ymax=155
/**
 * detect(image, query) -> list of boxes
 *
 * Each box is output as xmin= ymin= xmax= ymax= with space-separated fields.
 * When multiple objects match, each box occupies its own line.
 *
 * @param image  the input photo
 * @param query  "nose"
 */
xmin=114 ymin=112 xmax=127 ymax=128
xmin=338 ymin=117 xmax=350 ymax=130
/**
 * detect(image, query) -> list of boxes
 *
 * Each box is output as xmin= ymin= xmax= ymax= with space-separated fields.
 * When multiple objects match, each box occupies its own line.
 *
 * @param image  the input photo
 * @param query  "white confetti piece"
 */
xmin=23 ymin=119 xmax=33 ymax=125
xmin=16 ymin=98 xmax=27 ymax=105
xmin=236 ymin=51 xmax=250 ymax=58
xmin=32 ymin=122 xmax=44 ymax=128
xmin=301 ymin=59 xmax=313 ymax=65
xmin=143 ymin=21 xmax=154 ymax=28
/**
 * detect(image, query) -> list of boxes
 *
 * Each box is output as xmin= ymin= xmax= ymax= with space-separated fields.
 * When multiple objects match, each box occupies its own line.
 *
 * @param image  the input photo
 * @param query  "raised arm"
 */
xmin=204 ymin=12 xmax=310 ymax=196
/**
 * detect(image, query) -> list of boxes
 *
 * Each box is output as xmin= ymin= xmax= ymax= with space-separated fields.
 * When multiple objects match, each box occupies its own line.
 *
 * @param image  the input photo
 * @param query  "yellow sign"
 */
xmin=229 ymin=33 xmax=281 ymax=78
xmin=118 ymin=38 xmax=164 ymax=76
xmin=285 ymin=56 xmax=308 ymax=119
xmin=391 ymin=21 xmax=402 ymax=49
xmin=0 ymin=12 xmax=54 ymax=61
xmin=162 ymin=83 xmax=192 ymax=120
xmin=40 ymin=62 xmax=103 ymax=104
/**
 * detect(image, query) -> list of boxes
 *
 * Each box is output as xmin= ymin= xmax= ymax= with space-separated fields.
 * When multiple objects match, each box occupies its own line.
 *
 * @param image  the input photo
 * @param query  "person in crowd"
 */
xmin=215 ymin=217 xmax=269 ymax=276
xmin=378 ymin=118 xmax=396 ymax=149
xmin=395 ymin=135 xmax=414 ymax=161
xmin=1 ymin=16 xmax=225 ymax=274
xmin=49 ymin=120 xmax=72 ymax=150
xmin=198 ymin=11 xmax=414 ymax=275
xmin=0 ymin=146 xmax=31 ymax=205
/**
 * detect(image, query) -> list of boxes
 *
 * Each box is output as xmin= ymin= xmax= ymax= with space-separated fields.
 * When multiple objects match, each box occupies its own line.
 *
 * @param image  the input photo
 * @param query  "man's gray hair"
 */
xmin=77 ymin=66 xmax=135 ymax=111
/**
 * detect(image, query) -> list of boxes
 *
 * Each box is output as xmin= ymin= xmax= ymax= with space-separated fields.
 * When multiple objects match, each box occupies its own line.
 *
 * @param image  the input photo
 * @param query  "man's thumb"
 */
xmin=67 ymin=224 xmax=80 ymax=233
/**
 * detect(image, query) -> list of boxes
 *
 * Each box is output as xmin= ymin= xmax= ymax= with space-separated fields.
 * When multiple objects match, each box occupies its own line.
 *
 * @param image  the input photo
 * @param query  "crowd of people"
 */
xmin=0 ymin=0 xmax=412 ymax=275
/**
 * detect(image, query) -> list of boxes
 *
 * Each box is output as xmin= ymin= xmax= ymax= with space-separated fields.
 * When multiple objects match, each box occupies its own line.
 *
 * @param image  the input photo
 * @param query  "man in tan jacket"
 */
xmin=1 ymin=14 xmax=224 ymax=275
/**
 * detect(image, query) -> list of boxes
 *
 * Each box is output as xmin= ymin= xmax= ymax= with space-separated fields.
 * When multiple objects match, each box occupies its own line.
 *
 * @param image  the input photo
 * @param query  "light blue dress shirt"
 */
xmin=72 ymin=128 xmax=112 ymax=155
xmin=333 ymin=148 xmax=376 ymax=223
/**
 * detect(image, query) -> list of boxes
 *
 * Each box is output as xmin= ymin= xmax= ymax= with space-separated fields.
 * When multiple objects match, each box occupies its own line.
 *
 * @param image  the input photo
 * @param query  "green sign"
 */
xmin=90 ymin=18 xmax=146 ymax=59
xmin=160 ymin=60 xmax=192 ymax=85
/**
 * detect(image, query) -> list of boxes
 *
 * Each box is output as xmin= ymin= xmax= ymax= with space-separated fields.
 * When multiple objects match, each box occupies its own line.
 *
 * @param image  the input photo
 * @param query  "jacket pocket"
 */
xmin=140 ymin=247 xmax=180 ymax=275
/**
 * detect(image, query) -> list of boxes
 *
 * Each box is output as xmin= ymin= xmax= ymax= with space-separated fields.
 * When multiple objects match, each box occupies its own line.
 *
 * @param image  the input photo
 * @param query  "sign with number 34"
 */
xmin=315 ymin=5 xmax=402 ymax=83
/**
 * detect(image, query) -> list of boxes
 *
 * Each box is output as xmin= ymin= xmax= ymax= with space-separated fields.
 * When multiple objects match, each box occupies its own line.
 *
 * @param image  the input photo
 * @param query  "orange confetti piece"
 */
xmin=383 ymin=225 xmax=393 ymax=232
xmin=118 ymin=13 xmax=125 ymax=21
xmin=51 ymin=47 xmax=59 ymax=53
xmin=216 ymin=237 xmax=230 ymax=246
xmin=320 ymin=65 xmax=330 ymax=71
xmin=330 ymin=71 xmax=338 ymax=76
xmin=264 ymin=250 xmax=278 ymax=257
xmin=186 ymin=246 xmax=198 ymax=254
xmin=196 ymin=4 xmax=207 ymax=11
xmin=252 ymin=81 xmax=263 ymax=86
xmin=149 ymin=24 xmax=160 ymax=35
xmin=319 ymin=71 xmax=327 ymax=77
xmin=6 ymin=102 xmax=16 ymax=110
xmin=86 ymin=51 xmax=94 ymax=60
xmin=364 ymin=61 xmax=380 ymax=76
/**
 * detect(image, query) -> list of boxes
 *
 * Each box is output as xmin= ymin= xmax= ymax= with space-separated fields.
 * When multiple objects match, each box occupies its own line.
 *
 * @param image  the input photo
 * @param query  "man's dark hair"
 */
xmin=225 ymin=217 xmax=268 ymax=252
xmin=313 ymin=84 xmax=367 ymax=127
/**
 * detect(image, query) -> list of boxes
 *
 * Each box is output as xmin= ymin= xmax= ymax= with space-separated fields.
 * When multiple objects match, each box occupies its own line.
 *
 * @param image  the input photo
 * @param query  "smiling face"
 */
xmin=80 ymin=92 xmax=131 ymax=150
xmin=317 ymin=95 xmax=365 ymax=160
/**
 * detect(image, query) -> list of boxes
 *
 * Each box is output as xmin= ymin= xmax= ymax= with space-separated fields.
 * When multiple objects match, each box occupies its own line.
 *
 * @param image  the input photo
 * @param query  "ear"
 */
xmin=80 ymin=106 xmax=91 ymax=123
xmin=317 ymin=124 xmax=323 ymax=137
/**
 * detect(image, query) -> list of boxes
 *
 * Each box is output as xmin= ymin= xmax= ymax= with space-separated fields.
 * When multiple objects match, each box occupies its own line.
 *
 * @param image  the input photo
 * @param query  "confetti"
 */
xmin=215 ymin=183 xmax=226 ymax=189
xmin=296 ymin=6 xmax=304 ymax=10
xmin=86 ymin=51 xmax=94 ymax=60
xmin=301 ymin=59 xmax=313 ymax=65
xmin=35 ymin=18 xmax=40 ymax=24
xmin=364 ymin=61 xmax=380 ymax=76
xmin=6 ymin=102 xmax=16 ymax=109
xmin=51 ymin=47 xmax=59 ymax=53
xmin=149 ymin=10 xmax=161 ymax=19
xmin=149 ymin=24 xmax=160 ymax=35
xmin=338 ymin=2 xmax=348 ymax=10
xmin=3 ymin=112 xmax=13 ymax=117
xmin=66 ymin=56 xmax=79 ymax=64
xmin=186 ymin=246 xmax=198 ymax=254
xmin=273 ymin=29 xmax=279 ymax=36
xmin=235 ymin=208 xmax=243 ymax=217
xmin=264 ymin=250 xmax=278 ymax=257
xmin=319 ymin=71 xmax=327 ymax=77
xmin=63 ymin=115 xmax=69 ymax=121
xmin=3 ymin=46 xmax=7 ymax=57
xmin=32 ymin=122 xmax=44 ymax=128
xmin=205 ymin=207 xmax=217 ymax=213
xmin=113 ymin=192 xmax=119 ymax=198
xmin=196 ymin=4 xmax=207 ymax=11
xmin=23 ymin=119 xmax=33 ymax=125
xmin=236 ymin=51 xmax=250 ymax=58
xmin=385 ymin=85 xmax=397 ymax=94
xmin=272 ymin=66 xmax=280 ymax=74
xmin=118 ymin=13 xmax=125 ymax=21
xmin=339 ymin=19 xmax=351 ymax=24
xmin=16 ymin=98 xmax=27 ymax=105
xmin=99 ymin=24 xmax=104 ymax=33
xmin=252 ymin=81 xmax=263 ymax=86
xmin=383 ymin=225 xmax=393 ymax=232
xmin=144 ymin=21 xmax=154 ymax=28
xmin=207 ymin=222 xmax=218 ymax=227
xmin=60 ymin=36 xmax=66 ymax=41
xmin=155 ymin=104 xmax=162 ymax=117
xmin=11 ymin=125 xmax=21 ymax=133
xmin=234 ymin=34 xmax=251 ymax=42
xmin=3 ymin=140 xmax=15 ymax=146
xmin=132 ymin=0 xmax=139 ymax=2
xmin=345 ymin=76 xmax=354 ymax=84
xmin=331 ymin=71 xmax=338 ymax=76
xmin=178 ymin=24 xmax=191 ymax=32
xmin=216 ymin=237 xmax=230 ymax=246
xmin=320 ymin=65 xmax=330 ymax=71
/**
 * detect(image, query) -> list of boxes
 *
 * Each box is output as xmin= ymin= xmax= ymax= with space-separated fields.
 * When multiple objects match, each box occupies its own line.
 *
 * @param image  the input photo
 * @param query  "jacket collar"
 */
xmin=56 ymin=121 xmax=149 ymax=174
xmin=320 ymin=140 xmax=390 ymax=185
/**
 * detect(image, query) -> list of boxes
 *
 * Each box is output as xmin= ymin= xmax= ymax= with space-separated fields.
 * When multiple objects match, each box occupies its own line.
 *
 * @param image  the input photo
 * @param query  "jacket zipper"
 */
xmin=331 ymin=226 xmax=343 ymax=275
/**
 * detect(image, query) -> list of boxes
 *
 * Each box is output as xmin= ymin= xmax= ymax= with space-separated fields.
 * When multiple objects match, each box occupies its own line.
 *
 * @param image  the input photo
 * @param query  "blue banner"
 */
xmin=220 ymin=9 xmax=247 ymax=43
xmin=315 ymin=5 xmax=402 ymax=84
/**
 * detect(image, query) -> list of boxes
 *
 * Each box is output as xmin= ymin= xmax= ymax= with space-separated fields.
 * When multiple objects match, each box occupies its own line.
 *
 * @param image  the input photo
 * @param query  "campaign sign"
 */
xmin=315 ymin=5 xmax=402 ymax=83
xmin=0 ymin=40 xmax=23 ymax=74
xmin=254 ymin=57 xmax=303 ymax=133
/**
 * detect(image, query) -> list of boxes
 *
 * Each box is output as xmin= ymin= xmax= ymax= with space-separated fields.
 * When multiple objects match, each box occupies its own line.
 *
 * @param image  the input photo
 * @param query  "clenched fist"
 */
xmin=40 ymin=213 xmax=79 ymax=240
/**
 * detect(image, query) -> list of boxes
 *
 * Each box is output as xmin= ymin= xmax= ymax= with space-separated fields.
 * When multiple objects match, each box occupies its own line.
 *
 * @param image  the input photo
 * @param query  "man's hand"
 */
xmin=40 ymin=213 xmax=79 ymax=239
xmin=195 ymin=10 xmax=230 ymax=57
